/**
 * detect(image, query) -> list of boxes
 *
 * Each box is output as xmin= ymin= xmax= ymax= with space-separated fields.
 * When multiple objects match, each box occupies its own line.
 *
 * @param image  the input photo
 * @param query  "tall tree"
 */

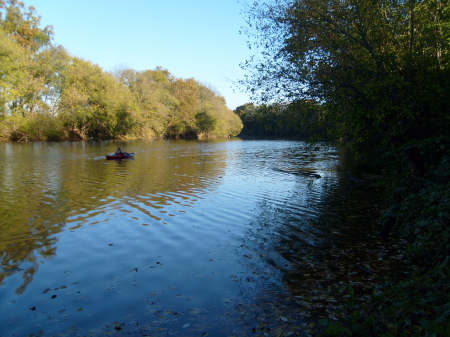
xmin=59 ymin=57 xmax=135 ymax=139
xmin=114 ymin=67 xmax=178 ymax=138
xmin=0 ymin=0 xmax=55 ymax=118
xmin=240 ymin=0 xmax=450 ymax=151
xmin=167 ymin=78 xmax=199 ymax=137
xmin=0 ymin=25 xmax=27 ymax=117
xmin=0 ymin=0 xmax=243 ymax=141
xmin=196 ymin=83 xmax=243 ymax=137
xmin=0 ymin=0 xmax=52 ymax=52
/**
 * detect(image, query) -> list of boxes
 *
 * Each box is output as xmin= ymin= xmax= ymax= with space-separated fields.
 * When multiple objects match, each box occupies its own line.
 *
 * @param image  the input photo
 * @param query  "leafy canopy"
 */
xmin=240 ymin=0 xmax=450 ymax=152
xmin=0 ymin=1 xmax=242 ymax=140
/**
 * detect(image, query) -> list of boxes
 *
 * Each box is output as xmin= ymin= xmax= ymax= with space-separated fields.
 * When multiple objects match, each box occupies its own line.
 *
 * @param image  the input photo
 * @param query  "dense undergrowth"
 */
xmin=321 ymin=136 xmax=450 ymax=336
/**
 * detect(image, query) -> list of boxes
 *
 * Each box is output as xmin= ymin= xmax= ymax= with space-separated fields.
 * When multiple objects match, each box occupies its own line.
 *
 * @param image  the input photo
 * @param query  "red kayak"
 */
xmin=106 ymin=152 xmax=135 ymax=160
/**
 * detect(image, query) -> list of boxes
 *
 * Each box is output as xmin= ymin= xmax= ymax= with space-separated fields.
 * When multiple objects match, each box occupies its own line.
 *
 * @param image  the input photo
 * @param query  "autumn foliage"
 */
xmin=0 ymin=0 xmax=242 ymax=141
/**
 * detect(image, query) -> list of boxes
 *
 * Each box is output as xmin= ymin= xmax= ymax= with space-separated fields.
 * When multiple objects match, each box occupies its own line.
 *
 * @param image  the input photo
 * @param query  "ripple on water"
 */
xmin=0 ymin=139 xmax=353 ymax=336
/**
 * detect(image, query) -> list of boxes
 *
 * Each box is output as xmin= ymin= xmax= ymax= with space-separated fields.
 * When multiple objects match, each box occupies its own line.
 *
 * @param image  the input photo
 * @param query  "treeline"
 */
xmin=234 ymin=100 xmax=334 ymax=140
xmin=0 ymin=0 xmax=243 ymax=141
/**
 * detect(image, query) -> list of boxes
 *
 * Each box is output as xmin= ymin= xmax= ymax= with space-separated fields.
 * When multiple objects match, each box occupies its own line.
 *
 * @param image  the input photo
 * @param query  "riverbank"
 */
xmin=320 ymin=136 xmax=450 ymax=336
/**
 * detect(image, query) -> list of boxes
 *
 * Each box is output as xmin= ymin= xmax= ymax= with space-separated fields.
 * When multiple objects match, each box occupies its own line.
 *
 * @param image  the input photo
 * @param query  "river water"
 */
xmin=0 ymin=139 xmax=385 ymax=336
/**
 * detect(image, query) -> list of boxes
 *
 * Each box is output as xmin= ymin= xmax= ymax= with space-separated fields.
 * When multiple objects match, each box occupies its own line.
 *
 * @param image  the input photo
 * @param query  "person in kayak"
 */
xmin=115 ymin=147 xmax=123 ymax=155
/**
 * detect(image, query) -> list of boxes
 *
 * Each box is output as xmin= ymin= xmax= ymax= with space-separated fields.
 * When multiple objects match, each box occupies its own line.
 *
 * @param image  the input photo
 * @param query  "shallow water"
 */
xmin=0 ymin=139 xmax=383 ymax=336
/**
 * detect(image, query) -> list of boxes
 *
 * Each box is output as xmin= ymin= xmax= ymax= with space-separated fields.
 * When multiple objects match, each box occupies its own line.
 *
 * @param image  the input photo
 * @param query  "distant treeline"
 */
xmin=0 ymin=1 xmax=243 ymax=141
xmin=234 ymin=101 xmax=334 ymax=140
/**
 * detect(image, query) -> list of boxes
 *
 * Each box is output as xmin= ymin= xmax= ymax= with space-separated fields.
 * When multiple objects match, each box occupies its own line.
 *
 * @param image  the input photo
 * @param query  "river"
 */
xmin=0 ymin=139 xmax=387 ymax=336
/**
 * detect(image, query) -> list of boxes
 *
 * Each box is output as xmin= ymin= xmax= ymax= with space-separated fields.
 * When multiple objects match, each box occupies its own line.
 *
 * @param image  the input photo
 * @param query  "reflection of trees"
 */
xmin=0 ymin=139 xmax=228 ymax=293
xmin=0 ymin=143 xmax=66 ymax=294
xmin=0 ymin=219 xmax=61 ymax=294
xmin=236 ymin=142 xmax=341 ymax=263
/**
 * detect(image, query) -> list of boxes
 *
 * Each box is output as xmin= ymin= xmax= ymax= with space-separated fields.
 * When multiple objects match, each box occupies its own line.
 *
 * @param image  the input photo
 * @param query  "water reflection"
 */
xmin=0 ymin=140 xmax=229 ymax=296
xmin=0 ymin=139 xmax=384 ymax=336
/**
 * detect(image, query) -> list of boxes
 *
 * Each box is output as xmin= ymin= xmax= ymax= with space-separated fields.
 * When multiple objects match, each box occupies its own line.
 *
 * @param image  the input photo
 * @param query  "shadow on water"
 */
xmin=225 ymin=147 xmax=406 ymax=336
xmin=0 ymin=139 xmax=405 ymax=336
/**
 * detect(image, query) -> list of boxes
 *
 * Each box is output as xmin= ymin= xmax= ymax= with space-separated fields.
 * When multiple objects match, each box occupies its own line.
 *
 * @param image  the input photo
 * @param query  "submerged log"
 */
xmin=273 ymin=167 xmax=321 ymax=178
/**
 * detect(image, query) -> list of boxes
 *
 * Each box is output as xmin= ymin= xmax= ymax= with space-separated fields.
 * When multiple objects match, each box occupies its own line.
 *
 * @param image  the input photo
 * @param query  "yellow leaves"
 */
xmin=1 ymin=0 xmax=52 ymax=52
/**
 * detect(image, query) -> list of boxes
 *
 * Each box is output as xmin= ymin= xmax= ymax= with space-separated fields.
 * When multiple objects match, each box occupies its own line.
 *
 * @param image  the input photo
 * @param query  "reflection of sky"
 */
xmin=0 ymin=139 xmax=346 ymax=336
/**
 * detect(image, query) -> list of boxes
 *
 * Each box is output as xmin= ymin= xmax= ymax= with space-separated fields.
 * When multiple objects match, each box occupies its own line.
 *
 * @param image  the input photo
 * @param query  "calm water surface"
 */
xmin=0 ymin=139 xmax=382 ymax=336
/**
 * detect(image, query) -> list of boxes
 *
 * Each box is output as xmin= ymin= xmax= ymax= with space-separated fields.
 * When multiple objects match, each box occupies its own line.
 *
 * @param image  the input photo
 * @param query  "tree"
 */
xmin=0 ymin=0 xmax=243 ymax=141
xmin=114 ymin=67 xmax=178 ymax=138
xmin=195 ymin=83 xmax=243 ymax=137
xmin=235 ymin=100 xmax=326 ymax=138
xmin=166 ymin=78 xmax=199 ymax=138
xmin=0 ymin=0 xmax=61 ymax=141
xmin=59 ymin=57 xmax=135 ymax=139
xmin=0 ymin=21 xmax=64 ymax=139
xmin=0 ymin=25 xmax=27 ymax=117
xmin=240 ymin=0 xmax=450 ymax=152
xmin=116 ymin=68 xmax=243 ymax=139
xmin=0 ymin=0 xmax=53 ymax=52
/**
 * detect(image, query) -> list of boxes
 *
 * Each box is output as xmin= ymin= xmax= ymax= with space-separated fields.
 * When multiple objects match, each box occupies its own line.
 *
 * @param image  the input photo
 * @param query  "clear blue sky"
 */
xmin=25 ymin=0 xmax=254 ymax=110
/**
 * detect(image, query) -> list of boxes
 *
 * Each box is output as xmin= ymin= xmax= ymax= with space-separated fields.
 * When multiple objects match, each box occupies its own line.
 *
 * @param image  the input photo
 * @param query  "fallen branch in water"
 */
xmin=273 ymin=166 xmax=321 ymax=178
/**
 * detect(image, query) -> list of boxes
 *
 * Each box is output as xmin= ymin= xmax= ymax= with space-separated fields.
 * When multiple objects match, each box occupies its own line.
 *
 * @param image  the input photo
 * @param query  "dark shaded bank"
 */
xmin=320 ymin=136 xmax=450 ymax=337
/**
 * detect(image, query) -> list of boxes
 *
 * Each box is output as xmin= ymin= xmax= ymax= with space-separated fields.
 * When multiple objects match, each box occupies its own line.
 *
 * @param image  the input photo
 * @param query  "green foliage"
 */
xmin=57 ymin=58 xmax=137 ymax=139
xmin=0 ymin=2 xmax=242 ymax=141
xmin=114 ymin=68 xmax=242 ymax=139
xmin=4 ymin=113 xmax=64 ymax=141
xmin=383 ymin=137 xmax=450 ymax=275
xmin=239 ymin=4 xmax=450 ymax=330
xmin=0 ymin=25 xmax=28 ymax=116
xmin=240 ymin=0 xmax=450 ymax=152
xmin=420 ymin=319 xmax=450 ymax=337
